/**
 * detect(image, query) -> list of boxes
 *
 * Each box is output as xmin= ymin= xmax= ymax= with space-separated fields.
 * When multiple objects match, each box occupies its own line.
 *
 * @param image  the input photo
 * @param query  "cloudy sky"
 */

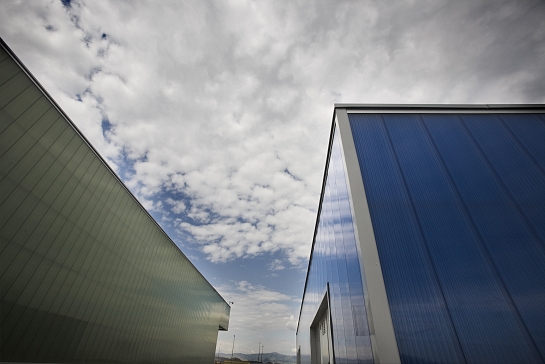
xmin=1 ymin=0 xmax=544 ymax=355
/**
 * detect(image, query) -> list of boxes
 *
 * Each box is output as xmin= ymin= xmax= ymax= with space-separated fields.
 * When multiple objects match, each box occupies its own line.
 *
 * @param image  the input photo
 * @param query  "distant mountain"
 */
xmin=217 ymin=352 xmax=296 ymax=363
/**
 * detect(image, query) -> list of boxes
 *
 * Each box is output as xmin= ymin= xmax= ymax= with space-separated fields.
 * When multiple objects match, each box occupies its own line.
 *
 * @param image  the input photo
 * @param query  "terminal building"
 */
xmin=296 ymin=105 xmax=545 ymax=364
xmin=0 ymin=39 xmax=230 ymax=363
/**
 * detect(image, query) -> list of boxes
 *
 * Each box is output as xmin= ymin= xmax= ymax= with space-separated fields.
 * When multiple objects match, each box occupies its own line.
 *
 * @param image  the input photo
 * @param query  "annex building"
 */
xmin=0 ymin=38 xmax=229 ymax=363
xmin=297 ymin=105 xmax=545 ymax=364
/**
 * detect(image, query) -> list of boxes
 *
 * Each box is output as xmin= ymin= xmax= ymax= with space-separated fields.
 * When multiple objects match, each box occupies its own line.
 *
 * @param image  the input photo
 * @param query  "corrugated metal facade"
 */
xmin=351 ymin=112 xmax=545 ymax=363
xmin=297 ymin=107 xmax=545 ymax=364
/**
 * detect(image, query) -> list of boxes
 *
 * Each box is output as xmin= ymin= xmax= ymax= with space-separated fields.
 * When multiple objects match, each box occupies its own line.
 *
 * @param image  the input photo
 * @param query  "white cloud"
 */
xmin=221 ymin=281 xmax=296 ymax=329
xmin=269 ymin=259 xmax=285 ymax=271
xmin=217 ymin=281 xmax=299 ymax=354
xmin=165 ymin=198 xmax=186 ymax=214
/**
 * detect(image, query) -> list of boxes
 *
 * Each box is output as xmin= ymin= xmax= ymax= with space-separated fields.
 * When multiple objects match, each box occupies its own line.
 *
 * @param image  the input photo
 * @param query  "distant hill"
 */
xmin=217 ymin=352 xmax=296 ymax=363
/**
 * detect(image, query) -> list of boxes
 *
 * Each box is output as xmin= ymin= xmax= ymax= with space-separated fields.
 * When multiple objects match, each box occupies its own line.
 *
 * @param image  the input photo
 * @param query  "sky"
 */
xmin=1 ymin=0 xmax=544 ymax=356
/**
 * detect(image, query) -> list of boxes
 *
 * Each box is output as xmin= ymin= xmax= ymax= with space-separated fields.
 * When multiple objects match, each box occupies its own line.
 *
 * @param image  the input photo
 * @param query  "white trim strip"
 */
xmin=346 ymin=109 xmax=545 ymax=114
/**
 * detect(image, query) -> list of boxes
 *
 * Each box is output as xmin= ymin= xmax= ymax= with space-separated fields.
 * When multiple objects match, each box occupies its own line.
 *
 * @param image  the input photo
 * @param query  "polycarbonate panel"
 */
xmin=349 ymin=113 xmax=545 ymax=364
xmin=297 ymin=125 xmax=374 ymax=364
xmin=1 ymin=43 xmax=229 ymax=363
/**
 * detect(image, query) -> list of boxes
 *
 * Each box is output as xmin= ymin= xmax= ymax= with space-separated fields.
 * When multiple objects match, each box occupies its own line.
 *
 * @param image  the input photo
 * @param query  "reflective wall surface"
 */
xmin=297 ymin=125 xmax=374 ymax=364
xmin=350 ymin=113 xmax=545 ymax=364
xmin=1 ymin=41 xmax=229 ymax=363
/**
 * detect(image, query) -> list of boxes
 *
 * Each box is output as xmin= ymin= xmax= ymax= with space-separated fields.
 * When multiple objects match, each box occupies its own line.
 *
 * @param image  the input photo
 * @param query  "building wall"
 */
xmin=296 ymin=125 xmax=374 ymax=364
xmin=298 ymin=108 xmax=545 ymax=364
xmin=0 ymin=41 xmax=229 ymax=363
xmin=349 ymin=112 xmax=545 ymax=363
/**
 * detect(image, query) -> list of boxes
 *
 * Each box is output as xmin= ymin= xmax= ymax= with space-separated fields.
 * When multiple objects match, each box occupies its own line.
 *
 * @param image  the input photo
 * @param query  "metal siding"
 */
xmin=297 ymin=126 xmax=374 ymax=364
xmin=349 ymin=113 xmax=545 ymax=364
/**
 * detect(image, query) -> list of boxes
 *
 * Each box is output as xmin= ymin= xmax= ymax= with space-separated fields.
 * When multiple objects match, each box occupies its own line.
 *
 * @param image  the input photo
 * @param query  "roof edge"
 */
xmin=335 ymin=103 xmax=545 ymax=111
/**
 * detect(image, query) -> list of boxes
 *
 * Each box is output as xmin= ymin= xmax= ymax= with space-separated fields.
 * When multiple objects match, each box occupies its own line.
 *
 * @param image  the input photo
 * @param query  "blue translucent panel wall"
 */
xmin=297 ymin=126 xmax=374 ymax=364
xmin=349 ymin=113 xmax=545 ymax=364
xmin=0 ymin=41 xmax=229 ymax=363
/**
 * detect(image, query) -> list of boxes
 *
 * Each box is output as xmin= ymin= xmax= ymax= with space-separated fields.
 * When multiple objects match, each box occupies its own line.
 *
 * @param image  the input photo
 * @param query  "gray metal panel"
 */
xmin=335 ymin=108 xmax=400 ymax=364
xmin=219 ymin=304 xmax=231 ymax=331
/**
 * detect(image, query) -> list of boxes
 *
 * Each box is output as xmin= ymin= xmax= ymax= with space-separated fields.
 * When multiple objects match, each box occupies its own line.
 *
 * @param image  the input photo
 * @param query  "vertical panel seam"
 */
xmin=454 ymin=116 xmax=545 ymax=361
xmin=499 ymin=115 xmax=545 ymax=179
xmin=496 ymin=115 xmax=545 ymax=253
xmin=381 ymin=115 xmax=468 ymax=363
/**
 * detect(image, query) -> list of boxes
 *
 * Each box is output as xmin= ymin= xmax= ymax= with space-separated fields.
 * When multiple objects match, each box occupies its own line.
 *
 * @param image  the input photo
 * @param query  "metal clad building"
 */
xmin=296 ymin=105 xmax=545 ymax=364
xmin=0 ymin=39 xmax=229 ymax=363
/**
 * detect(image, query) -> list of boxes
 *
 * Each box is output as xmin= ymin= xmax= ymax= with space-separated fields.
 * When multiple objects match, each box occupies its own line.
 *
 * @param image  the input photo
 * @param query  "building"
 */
xmin=0 ymin=39 xmax=229 ymax=363
xmin=296 ymin=105 xmax=545 ymax=364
